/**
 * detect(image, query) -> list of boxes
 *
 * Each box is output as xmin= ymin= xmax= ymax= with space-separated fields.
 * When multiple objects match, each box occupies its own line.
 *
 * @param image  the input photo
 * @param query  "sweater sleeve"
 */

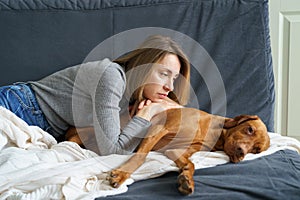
xmin=93 ymin=63 xmax=151 ymax=155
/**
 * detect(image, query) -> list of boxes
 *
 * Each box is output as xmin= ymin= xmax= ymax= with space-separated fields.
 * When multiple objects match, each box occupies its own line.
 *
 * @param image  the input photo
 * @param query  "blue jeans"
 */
xmin=0 ymin=83 xmax=51 ymax=132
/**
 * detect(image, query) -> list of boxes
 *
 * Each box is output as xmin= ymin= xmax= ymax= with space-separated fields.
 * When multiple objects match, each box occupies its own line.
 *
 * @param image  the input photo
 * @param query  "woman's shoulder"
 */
xmin=82 ymin=58 xmax=125 ymax=77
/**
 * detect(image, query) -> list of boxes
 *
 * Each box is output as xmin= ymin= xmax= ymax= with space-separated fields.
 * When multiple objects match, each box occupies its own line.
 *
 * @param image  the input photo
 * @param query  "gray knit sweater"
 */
xmin=29 ymin=58 xmax=151 ymax=155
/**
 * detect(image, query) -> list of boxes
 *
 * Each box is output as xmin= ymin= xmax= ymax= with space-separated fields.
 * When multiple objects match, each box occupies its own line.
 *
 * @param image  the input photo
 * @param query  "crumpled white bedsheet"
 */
xmin=0 ymin=107 xmax=299 ymax=200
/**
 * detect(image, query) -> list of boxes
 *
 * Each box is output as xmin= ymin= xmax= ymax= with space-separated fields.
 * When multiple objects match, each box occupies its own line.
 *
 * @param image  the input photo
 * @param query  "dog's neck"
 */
xmin=212 ymin=129 xmax=227 ymax=151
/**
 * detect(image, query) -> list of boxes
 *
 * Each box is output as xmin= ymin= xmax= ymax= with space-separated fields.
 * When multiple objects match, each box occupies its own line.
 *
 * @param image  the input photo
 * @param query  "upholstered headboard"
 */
xmin=0 ymin=0 xmax=275 ymax=131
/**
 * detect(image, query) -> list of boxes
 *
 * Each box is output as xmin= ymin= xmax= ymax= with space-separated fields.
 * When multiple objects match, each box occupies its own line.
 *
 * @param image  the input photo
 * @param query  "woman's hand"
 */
xmin=135 ymin=97 xmax=183 ymax=121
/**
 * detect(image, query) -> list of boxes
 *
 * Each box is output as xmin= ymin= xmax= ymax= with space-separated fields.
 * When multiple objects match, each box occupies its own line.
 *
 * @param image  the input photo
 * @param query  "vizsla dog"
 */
xmin=66 ymin=107 xmax=270 ymax=195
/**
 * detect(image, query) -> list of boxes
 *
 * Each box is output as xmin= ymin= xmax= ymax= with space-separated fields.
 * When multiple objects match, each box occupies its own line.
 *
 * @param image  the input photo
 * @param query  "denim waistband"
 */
xmin=13 ymin=82 xmax=53 ymax=131
xmin=14 ymin=82 xmax=41 ymax=110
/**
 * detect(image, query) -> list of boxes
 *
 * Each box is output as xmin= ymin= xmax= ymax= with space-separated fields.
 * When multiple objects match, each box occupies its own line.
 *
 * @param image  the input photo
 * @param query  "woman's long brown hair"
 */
xmin=114 ymin=35 xmax=190 ymax=109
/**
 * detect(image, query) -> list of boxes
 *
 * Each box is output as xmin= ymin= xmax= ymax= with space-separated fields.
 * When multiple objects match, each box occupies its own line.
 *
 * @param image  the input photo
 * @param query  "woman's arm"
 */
xmin=93 ymin=64 xmax=152 ymax=155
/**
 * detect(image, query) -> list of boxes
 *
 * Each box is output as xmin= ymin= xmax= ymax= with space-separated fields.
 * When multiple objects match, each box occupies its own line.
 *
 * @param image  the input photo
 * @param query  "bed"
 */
xmin=0 ymin=0 xmax=300 ymax=199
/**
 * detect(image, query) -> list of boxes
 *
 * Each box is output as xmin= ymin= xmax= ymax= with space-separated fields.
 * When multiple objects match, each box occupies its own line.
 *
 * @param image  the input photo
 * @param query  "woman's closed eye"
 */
xmin=159 ymin=70 xmax=179 ymax=81
xmin=160 ymin=72 xmax=169 ymax=77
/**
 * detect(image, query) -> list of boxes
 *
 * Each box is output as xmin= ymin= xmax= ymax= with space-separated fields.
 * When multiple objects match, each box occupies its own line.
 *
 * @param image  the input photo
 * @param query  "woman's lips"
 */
xmin=158 ymin=93 xmax=167 ymax=99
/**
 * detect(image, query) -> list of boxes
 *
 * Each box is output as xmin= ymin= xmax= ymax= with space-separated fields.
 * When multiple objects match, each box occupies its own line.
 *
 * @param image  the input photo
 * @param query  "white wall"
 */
xmin=269 ymin=0 xmax=300 ymax=140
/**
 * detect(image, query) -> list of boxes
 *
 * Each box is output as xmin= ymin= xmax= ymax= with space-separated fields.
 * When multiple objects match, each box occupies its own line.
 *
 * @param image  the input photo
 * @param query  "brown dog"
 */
xmin=66 ymin=107 xmax=270 ymax=195
xmin=107 ymin=108 xmax=270 ymax=195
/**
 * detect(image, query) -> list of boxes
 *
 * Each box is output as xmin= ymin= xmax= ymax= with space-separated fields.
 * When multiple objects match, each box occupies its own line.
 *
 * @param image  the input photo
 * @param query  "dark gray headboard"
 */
xmin=0 ymin=0 xmax=275 ymax=131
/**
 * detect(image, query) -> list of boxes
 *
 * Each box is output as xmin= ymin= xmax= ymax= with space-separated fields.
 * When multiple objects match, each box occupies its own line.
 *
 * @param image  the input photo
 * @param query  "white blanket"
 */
xmin=0 ymin=107 xmax=300 ymax=200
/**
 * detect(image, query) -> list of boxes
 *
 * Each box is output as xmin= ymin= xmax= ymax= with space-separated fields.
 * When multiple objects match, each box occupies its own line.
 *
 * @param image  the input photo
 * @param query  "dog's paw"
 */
xmin=108 ymin=169 xmax=130 ymax=188
xmin=177 ymin=173 xmax=194 ymax=195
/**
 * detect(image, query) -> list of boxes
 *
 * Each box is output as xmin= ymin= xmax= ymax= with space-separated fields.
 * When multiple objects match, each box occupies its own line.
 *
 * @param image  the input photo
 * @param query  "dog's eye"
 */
xmin=246 ymin=126 xmax=254 ymax=135
xmin=252 ymin=147 xmax=261 ymax=153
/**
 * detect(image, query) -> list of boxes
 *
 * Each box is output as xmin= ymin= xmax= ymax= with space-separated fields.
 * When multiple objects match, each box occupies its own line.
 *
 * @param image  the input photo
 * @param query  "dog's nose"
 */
xmin=236 ymin=147 xmax=245 ymax=157
xmin=235 ymin=145 xmax=247 ymax=157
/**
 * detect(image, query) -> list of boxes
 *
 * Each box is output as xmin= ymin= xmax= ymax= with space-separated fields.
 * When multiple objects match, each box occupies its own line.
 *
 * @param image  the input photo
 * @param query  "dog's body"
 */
xmin=66 ymin=107 xmax=270 ymax=195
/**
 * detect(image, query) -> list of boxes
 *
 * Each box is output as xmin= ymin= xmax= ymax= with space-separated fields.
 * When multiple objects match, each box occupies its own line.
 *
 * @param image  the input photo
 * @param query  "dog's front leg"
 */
xmin=109 ymin=152 xmax=148 ymax=188
xmin=165 ymin=149 xmax=197 ymax=195
xmin=109 ymin=125 xmax=169 ymax=188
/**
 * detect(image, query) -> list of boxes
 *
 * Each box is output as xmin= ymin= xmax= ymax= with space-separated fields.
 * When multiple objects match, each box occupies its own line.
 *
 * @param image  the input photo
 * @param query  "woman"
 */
xmin=0 ymin=35 xmax=190 ymax=155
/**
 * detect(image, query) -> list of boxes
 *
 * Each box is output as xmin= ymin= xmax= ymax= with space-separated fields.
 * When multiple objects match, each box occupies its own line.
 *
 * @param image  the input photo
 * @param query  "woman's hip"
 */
xmin=0 ymin=83 xmax=51 ymax=131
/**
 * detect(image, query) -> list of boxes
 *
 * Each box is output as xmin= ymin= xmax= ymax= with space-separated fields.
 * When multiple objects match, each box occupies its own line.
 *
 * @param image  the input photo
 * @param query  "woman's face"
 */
xmin=143 ymin=53 xmax=181 ymax=102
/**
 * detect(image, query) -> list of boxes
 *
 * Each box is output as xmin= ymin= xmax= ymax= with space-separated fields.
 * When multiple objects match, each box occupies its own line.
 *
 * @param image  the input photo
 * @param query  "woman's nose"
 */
xmin=163 ymin=80 xmax=174 ymax=91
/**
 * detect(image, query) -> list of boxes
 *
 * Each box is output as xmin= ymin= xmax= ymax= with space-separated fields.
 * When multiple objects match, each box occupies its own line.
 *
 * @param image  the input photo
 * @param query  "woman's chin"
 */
xmin=150 ymin=98 xmax=163 ymax=103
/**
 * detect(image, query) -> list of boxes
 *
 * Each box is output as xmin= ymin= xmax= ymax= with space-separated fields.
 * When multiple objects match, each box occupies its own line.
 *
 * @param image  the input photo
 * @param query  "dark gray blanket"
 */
xmin=96 ymin=150 xmax=300 ymax=200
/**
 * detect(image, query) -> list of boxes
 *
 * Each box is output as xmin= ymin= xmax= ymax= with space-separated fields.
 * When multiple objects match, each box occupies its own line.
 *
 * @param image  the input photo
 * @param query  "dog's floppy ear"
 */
xmin=224 ymin=115 xmax=258 ymax=129
xmin=223 ymin=118 xmax=237 ymax=129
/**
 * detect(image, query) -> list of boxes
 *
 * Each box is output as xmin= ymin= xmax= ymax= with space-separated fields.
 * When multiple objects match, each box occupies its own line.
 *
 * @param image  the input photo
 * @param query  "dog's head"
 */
xmin=222 ymin=115 xmax=270 ymax=163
